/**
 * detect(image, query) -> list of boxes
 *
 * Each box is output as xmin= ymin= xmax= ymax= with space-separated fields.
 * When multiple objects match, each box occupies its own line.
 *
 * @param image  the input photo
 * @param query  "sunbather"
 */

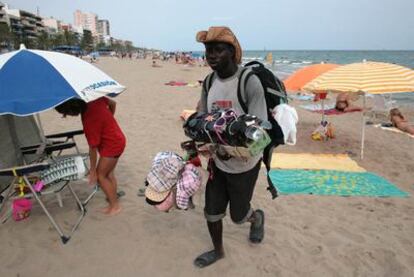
xmin=335 ymin=92 xmax=362 ymax=112
xmin=390 ymin=108 xmax=414 ymax=135
xmin=55 ymin=97 xmax=126 ymax=215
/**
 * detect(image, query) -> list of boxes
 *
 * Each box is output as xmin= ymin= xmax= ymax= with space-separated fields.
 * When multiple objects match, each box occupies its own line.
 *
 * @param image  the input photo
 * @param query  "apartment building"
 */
xmin=97 ymin=19 xmax=110 ymax=36
xmin=42 ymin=17 xmax=60 ymax=33
xmin=2 ymin=4 xmax=44 ymax=42
xmin=73 ymin=9 xmax=98 ymax=36
xmin=0 ymin=2 xmax=7 ymax=25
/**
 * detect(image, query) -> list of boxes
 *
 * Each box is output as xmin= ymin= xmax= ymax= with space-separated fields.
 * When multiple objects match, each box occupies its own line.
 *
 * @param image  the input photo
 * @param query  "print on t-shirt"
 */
xmin=212 ymin=100 xmax=232 ymax=113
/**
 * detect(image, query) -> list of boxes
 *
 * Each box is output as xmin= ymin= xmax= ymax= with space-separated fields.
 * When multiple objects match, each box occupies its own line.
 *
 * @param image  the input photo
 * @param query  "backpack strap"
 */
xmin=236 ymin=67 xmax=253 ymax=114
xmin=202 ymin=72 xmax=216 ymax=95
xmin=263 ymin=145 xmax=278 ymax=199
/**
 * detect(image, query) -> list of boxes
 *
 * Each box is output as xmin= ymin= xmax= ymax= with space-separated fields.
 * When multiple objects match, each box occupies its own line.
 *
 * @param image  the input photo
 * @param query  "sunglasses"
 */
xmin=212 ymin=109 xmax=238 ymax=145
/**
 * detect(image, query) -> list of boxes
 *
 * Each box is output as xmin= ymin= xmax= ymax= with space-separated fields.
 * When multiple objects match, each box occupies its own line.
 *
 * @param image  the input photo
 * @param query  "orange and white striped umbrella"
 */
xmin=284 ymin=63 xmax=339 ymax=92
xmin=304 ymin=61 xmax=414 ymax=94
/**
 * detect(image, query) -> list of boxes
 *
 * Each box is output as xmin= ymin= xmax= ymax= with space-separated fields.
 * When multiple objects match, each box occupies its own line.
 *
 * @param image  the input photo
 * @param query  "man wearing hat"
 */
xmin=195 ymin=26 xmax=267 ymax=268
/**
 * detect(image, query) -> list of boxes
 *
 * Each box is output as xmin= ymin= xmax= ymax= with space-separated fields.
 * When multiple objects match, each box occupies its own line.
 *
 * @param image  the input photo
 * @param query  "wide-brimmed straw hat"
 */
xmin=145 ymin=185 xmax=170 ymax=203
xmin=196 ymin=26 xmax=242 ymax=64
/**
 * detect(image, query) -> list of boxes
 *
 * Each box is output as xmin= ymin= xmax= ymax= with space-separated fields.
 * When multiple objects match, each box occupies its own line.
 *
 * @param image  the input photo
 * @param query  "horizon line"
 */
xmin=182 ymin=49 xmax=414 ymax=52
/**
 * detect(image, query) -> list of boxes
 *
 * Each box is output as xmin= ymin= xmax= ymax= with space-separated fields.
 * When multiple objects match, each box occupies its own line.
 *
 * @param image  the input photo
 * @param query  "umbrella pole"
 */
xmin=321 ymin=98 xmax=325 ymax=123
xmin=35 ymin=113 xmax=47 ymax=143
xmin=360 ymin=92 xmax=366 ymax=159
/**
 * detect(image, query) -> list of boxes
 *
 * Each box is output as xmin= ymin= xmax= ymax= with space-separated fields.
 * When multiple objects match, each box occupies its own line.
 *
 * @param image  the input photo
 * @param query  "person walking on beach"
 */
xmin=55 ymin=97 xmax=126 ymax=215
xmin=194 ymin=26 xmax=266 ymax=268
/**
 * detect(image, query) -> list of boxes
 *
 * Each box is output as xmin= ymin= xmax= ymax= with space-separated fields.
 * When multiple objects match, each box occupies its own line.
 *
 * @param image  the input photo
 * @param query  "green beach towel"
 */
xmin=269 ymin=169 xmax=408 ymax=197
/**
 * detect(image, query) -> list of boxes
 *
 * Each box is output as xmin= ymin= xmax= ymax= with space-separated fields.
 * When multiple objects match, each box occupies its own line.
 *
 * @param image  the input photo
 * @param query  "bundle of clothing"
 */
xmin=144 ymin=151 xmax=208 ymax=212
xmin=183 ymin=108 xmax=271 ymax=148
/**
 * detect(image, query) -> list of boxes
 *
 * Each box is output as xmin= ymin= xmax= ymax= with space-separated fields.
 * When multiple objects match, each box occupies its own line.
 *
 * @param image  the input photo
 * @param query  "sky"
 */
xmin=5 ymin=0 xmax=414 ymax=51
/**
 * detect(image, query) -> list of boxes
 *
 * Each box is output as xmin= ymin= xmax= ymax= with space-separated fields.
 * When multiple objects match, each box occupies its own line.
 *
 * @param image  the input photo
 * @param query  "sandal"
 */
xmin=194 ymin=250 xmax=223 ymax=268
xmin=249 ymin=209 xmax=265 ymax=243
xmin=137 ymin=187 xmax=146 ymax=197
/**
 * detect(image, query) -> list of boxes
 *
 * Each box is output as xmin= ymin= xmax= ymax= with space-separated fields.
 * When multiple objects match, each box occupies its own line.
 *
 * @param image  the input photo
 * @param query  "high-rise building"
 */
xmin=97 ymin=19 xmax=110 ymax=44
xmin=97 ymin=19 xmax=110 ymax=36
xmin=73 ymin=10 xmax=98 ymax=36
xmin=73 ymin=9 xmax=82 ymax=28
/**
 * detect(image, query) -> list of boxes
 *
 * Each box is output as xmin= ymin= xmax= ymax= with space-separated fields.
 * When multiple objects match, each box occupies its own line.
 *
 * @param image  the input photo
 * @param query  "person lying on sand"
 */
xmin=335 ymin=92 xmax=363 ymax=112
xmin=390 ymin=108 xmax=414 ymax=135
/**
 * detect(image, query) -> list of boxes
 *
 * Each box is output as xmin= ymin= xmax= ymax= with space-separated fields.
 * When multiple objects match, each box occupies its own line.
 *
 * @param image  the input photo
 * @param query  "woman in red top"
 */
xmin=56 ymin=97 xmax=126 ymax=215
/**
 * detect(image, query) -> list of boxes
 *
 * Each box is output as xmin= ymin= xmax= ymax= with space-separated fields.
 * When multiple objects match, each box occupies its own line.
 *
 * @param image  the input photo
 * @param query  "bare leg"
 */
xmin=97 ymin=157 xmax=121 ymax=215
xmin=108 ymin=171 xmax=118 ymax=193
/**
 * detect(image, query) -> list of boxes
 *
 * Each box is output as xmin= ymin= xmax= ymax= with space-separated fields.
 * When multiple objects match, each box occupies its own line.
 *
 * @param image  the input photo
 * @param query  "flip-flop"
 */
xmin=249 ymin=209 xmax=265 ymax=243
xmin=137 ymin=188 xmax=146 ymax=197
xmin=194 ymin=250 xmax=223 ymax=268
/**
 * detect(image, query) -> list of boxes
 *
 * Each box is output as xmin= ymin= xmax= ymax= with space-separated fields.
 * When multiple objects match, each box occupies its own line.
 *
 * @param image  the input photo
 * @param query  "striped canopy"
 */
xmin=304 ymin=62 xmax=414 ymax=94
xmin=284 ymin=63 xmax=339 ymax=92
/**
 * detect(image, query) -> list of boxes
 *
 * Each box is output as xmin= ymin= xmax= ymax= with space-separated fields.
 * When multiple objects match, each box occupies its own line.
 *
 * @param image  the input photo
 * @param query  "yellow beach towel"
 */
xmin=271 ymin=153 xmax=365 ymax=172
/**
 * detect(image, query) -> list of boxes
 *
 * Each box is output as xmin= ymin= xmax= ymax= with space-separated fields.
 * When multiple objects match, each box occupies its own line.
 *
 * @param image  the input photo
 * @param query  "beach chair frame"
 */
xmin=0 ymin=162 xmax=86 ymax=244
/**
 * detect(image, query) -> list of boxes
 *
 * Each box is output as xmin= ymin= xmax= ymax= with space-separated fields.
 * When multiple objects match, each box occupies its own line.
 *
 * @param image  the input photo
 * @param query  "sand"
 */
xmin=1 ymin=57 xmax=413 ymax=277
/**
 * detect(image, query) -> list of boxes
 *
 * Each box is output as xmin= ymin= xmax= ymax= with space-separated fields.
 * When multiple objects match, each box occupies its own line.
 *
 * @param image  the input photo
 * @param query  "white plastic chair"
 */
xmin=369 ymin=94 xmax=397 ymax=122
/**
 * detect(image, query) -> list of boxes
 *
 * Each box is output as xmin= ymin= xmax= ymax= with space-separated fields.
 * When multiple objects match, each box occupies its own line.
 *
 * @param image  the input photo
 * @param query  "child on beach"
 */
xmin=389 ymin=108 xmax=414 ymax=135
xmin=55 ymin=97 xmax=126 ymax=215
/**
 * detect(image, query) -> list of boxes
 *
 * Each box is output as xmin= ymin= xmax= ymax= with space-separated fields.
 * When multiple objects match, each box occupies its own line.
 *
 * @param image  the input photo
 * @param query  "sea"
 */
xmin=195 ymin=50 xmax=414 ymax=106
xmin=243 ymin=50 xmax=414 ymax=106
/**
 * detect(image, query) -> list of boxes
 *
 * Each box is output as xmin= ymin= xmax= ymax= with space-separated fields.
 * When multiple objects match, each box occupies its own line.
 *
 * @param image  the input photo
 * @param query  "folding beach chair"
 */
xmin=3 ymin=115 xmax=97 ymax=207
xmin=0 ymin=115 xmax=89 ymax=243
xmin=12 ymin=115 xmax=98 ymax=206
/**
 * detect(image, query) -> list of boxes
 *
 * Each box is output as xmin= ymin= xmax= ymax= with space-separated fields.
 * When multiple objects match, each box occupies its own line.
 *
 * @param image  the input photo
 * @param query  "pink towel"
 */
xmin=314 ymin=108 xmax=360 ymax=115
xmin=165 ymin=81 xmax=188 ymax=86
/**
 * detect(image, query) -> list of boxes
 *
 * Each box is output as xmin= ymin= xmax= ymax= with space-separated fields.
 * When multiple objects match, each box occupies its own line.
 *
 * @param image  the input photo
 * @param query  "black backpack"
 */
xmin=203 ymin=60 xmax=288 ymax=199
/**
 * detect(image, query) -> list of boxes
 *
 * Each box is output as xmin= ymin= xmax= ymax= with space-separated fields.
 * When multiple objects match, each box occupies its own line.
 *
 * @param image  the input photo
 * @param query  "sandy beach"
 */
xmin=1 ymin=57 xmax=413 ymax=277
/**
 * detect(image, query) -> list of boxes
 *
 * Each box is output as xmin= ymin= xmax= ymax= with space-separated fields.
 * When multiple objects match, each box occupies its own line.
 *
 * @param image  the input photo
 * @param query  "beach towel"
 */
xmin=269 ymin=169 xmax=408 ymax=197
xmin=165 ymin=81 xmax=188 ymax=86
xmin=270 ymin=153 xmax=365 ymax=172
xmin=373 ymin=124 xmax=414 ymax=138
xmin=300 ymin=102 xmax=360 ymax=115
xmin=314 ymin=108 xmax=360 ymax=115
xmin=186 ymin=82 xmax=201 ymax=88
xmin=180 ymin=109 xmax=196 ymax=121
xmin=300 ymin=102 xmax=336 ymax=111
xmin=289 ymin=94 xmax=314 ymax=101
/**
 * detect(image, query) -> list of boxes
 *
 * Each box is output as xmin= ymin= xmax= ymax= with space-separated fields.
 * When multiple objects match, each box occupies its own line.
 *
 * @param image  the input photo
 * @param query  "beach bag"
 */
xmin=203 ymin=61 xmax=288 ymax=199
xmin=311 ymin=121 xmax=335 ymax=141
xmin=12 ymin=198 xmax=32 ymax=221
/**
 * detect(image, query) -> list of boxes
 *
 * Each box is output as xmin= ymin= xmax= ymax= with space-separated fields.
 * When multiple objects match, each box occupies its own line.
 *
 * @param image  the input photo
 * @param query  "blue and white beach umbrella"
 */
xmin=0 ymin=45 xmax=125 ymax=116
